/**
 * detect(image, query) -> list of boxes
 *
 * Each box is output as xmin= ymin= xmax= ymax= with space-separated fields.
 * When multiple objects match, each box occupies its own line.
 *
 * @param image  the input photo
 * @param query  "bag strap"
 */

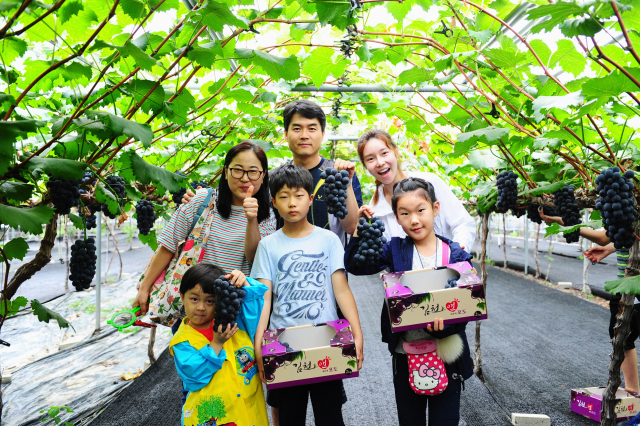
xmin=188 ymin=188 xmax=215 ymax=236
xmin=441 ymin=241 xmax=450 ymax=266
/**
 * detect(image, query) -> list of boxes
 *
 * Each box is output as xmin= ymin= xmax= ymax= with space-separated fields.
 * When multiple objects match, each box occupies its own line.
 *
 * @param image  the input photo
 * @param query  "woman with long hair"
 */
xmin=133 ymin=140 xmax=277 ymax=316
xmin=356 ymin=129 xmax=476 ymax=250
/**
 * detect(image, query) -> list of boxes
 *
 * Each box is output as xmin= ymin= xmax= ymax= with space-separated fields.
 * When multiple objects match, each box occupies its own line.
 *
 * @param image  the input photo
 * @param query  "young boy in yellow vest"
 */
xmin=170 ymin=263 xmax=269 ymax=426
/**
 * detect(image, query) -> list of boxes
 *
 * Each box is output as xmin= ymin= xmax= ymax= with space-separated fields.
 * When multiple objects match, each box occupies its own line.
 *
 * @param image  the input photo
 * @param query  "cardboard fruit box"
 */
xmin=381 ymin=261 xmax=487 ymax=332
xmin=261 ymin=319 xmax=359 ymax=390
xmin=571 ymin=387 xmax=640 ymax=422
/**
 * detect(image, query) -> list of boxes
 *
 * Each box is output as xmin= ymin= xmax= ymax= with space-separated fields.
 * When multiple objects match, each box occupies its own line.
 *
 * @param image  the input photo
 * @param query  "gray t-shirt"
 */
xmin=251 ymin=227 xmax=345 ymax=329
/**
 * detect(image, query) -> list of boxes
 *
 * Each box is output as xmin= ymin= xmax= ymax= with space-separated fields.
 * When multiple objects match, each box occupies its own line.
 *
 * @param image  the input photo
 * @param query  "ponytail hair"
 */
xmin=391 ymin=177 xmax=437 ymax=214
xmin=356 ymin=129 xmax=404 ymax=205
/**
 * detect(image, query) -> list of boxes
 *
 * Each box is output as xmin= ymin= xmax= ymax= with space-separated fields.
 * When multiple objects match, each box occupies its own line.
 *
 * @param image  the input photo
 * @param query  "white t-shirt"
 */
xmin=370 ymin=171 xmax=476 ymax=251
xmin=251 ymin=227 xmax=345 ymax=329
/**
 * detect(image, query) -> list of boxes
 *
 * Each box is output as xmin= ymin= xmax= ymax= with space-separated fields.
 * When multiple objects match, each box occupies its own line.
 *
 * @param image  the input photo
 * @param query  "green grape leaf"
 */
xmin=531 ymin=91 xmax=584 ymax=122
xmin=25 ymin=157 xmax=87 ymax=180
xmin=265 ymin=7 xmax=283 ymax=19
xmin=195 ymin=1 xmax=249 ymax=31
xmin=0 ymin=296 xmax=28 ymax=318
xmin=123 ymin=79 xmax=165 ymax=114
xmin=549 ymin=39 xmax=585 ymax=77
xmin=526 ymin=39 xmax=552 ymax=67
xmin=582 ymin=68 xmax=640 ymax=100
xmin=85 ymin=111 xmax=153 ymax=147
xmin=236 ymin=48 xmax=300 ymax=81
xmin=68 ymin=212 xmax=85 ymax=229
xmin=605 ymin=275 xmax=640 ymax=296
xmin=0 ymin=237 xmax=28 ymax=261
xmin=115 ymin=41 xmax=157 ymax=71
xmin=53 ymin=137 xmax=98 ymax=161
xmin=120 ymin=0 xmax=146 ymax=19
xmin=315 ymin=2 xmax=354 ymax=29
xmin=138 ymin=229 xmax=158 ymax=251
xmin=544 ymin=219 xmax=603 ymax=237
xmin=398 ymin=67 xmax=431 ymax=86
xmin=560 ymin=17 xmax=603 ymax=38
xmin=187 ymin=42 xmax=223 ymax=68
xmin=526 ymin=2 xmax=586 ymax=34
xmin=519 ymin=181 xmax=564 ymax=197
xmin=386 ymin=0 xmax=413 ymax=24
xmin=468 ymin=149 xmax=502 ymax=169
xmin=150 ymin=0 xmax=179 ymax=11
xmin=457 ymin=126 xmax=510 ymax=145
xmin=31 ymin=299 xmax=75 ymax=331
xmin=0 ymin=181 xmax=33 ymax=202
xmin=95 ymin=183 xmax=120 ymax=215
xmin=1 ymin=36 xmax=28 ymax=64
xmin=302 ymin=47 xmax=336 ymax=88
xmin=59 ymin=0 xmax=84 ymax=23
xmin=483 ymin=48 xmax=519 ymax=69
xmin=0 ymin=204 xmax=55 ymax=235
xmin=0 ymin=119 xmax=46 ymax=175
xmin=467 ymin=29 xmax=492 ymax=44
xmin=356 ymin=43 xmax=373 ymax=62
xmin=164 ymin=90 xmax=196 ymax=126
xmin=119 ymin=151 xmax=188 ymax=193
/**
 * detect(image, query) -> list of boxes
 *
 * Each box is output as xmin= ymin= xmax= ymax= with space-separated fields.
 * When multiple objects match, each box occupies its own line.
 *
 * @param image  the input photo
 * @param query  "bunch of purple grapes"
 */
xmin=262 ymin=352 xmax=296 ymax=382
xmin=527 ymin=204 xmax=558 ymax=224
xmin=213 ymin=277 xmax=245 ymax=330
xmin=320 ymin=168 xmax=350 ymax=219
xmin=355 ymin=217 xmax=386 ymax=266
xmin=596 ymin=167 xmax=636 ymax=249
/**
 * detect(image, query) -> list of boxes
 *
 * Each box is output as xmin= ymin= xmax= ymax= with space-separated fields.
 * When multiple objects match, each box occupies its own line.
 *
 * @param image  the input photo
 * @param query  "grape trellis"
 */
xmin=2 ymin=1 xmax=640 ymax=424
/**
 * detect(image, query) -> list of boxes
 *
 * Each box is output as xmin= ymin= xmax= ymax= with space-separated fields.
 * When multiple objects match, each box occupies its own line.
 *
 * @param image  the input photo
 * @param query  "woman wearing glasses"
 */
xmin=133 ymin=141 xmax=276 ymax=317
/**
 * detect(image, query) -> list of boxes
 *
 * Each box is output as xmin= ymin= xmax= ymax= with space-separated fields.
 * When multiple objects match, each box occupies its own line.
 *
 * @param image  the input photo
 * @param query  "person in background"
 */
xmin=540 ymin=211 xmax=640 ymax=392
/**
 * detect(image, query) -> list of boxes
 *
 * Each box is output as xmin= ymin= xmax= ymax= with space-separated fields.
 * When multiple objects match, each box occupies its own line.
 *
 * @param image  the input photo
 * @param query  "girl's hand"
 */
xmin=226 ymin=270 xmax=247 ymax=287
xmin=181 ymin=187 xmax=202 ymax=205
xmin=538 ymin=207 xmax=564 ymax=225
xmin=358 ymin=205 xmax=375 ymax=220
xmin=427 ymin=318 xmax=444 ymax=333
xmin=355 ymin=334 xmax=364 ymax=371
xmin=243 ymin=184 xmax=258 ymax=221
xmin=254 ymin=334 xmax=266 ymax=383
xmin=212 ymin=323 xmax=238 ymax=345
xmin=334 ymin=158 xmax=356 ymax=181
xmin=132 ymin=288 xmax=151 ymax=315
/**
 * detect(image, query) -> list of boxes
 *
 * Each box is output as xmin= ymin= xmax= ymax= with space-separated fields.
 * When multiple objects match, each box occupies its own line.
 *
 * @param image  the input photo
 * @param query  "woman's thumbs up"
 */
xmin=243 ymin=184 xmax=258 ymax=221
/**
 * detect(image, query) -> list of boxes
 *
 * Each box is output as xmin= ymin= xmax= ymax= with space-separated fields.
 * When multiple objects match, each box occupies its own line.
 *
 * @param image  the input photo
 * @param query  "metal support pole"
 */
xmin=524 ymin=218 xmax=529 ymax=275
xmin=95 ymin=211 xmax=102 ymax=332
xmin=583 ymin=209 xmax=590 ymax=292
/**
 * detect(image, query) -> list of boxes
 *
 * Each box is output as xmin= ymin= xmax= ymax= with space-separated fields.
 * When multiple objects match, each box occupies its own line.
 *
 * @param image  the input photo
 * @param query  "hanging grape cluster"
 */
xmin=355 ymin=216 xmax=387 ymax=266
xmin=101 ymin=176 xmax=125 ymax=219
xmin=527 ymin=204 xmax=558 ymax=224
xmin=331 ymin=97 xmax=342 ymax=119
xmin=85 ymin=205 xmax=100 ymax=229
xmin=337 ymin=71 xmax=350 ymax=88
xmin=496 ymin=171 xmax=518 ymax=211
xmin=321 ymin=168 xmax=350 ymax=219
xmin=510 ymin=205 xmax=526 ymax=218
xmin=596 ymin=167 xmax=637 ymax=250
xmin=170 ymin=171 xmax=209 ymax=206
xmin=339 ymin=24 xmax=358 ymax=58
xmin=553 ymin=184 xmax=582 ymax=243
xmin=46 ymin=176 xmax=81 ymax=215
xmin=135 ymin=200 xmax=156 ymax=235
xmin=69 ymin=238 xmax=97 ymax=291
xmin=213 ymin=277 xmax=246 ymax=331
xmin=78 ymin=170 xmax=96 ymax=196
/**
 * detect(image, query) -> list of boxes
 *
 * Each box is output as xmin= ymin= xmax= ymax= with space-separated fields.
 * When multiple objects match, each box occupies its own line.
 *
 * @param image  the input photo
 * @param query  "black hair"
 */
xmin=269 ymin=164 xmax=314 ymax=197
xmin=217 ymin=141 xmax=271 ymax=223
xmin=283 ymin=99 xmax=327 ymax=132
xmin=179 ymin=263 xmax=225 ymax=295
xmin=391 ymin=178 xmax=438 ymax=214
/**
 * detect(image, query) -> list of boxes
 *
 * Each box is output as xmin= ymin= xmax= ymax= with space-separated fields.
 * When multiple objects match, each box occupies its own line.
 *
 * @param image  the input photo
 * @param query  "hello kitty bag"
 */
xmin=404 ymin=338 xmax=448 ymax=395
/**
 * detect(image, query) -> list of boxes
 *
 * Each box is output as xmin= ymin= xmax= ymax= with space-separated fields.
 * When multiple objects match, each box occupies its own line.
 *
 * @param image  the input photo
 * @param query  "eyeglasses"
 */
xmin=227 ymin=167 xmax=264 ymax=181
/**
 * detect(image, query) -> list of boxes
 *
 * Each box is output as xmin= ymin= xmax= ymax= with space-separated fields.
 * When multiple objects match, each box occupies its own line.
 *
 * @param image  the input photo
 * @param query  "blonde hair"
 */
xmin=356 ymin=129 xmax=404 ymax=205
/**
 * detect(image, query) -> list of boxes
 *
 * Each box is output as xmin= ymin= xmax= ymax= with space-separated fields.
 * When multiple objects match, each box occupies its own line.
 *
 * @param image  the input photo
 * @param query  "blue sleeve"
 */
xmin=344 ymin=236 xmax=393 ymax=275
xmin=236 ymin=277 xmax=267 ymax=341
xmin=352 ymin=172 xmax=364 ymax=208
xmin=250 ymin=240 xmax=272 ymax=281
xmin=173 ymin=341 xmax=226 ymax=392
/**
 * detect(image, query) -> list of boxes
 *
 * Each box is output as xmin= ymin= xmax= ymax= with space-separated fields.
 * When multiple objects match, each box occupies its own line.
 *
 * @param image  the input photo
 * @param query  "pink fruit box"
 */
xmin=381 ymin=261 xmax=487 ymax=333
xmin=261 ymin=319 xmax=359 ymax=390
xmin=571 ymin=387 xmax=640 ymax=422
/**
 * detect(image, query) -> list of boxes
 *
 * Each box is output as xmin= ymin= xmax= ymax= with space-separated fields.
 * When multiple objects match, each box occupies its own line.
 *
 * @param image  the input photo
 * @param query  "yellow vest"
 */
xmin=170 ymin=318 xmax=269 ymax=426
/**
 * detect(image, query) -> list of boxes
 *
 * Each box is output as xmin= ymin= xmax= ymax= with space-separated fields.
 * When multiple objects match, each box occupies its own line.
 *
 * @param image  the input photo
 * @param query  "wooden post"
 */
xmin=474 ymin=212 xmax=489 ymax=379
xmin=148 ymin=327 xmax=157 ymax=364
xmin=601 ymin=231 xmax=639 ymax=426
xmin=534 ymin=223 xmax=541 ymax=278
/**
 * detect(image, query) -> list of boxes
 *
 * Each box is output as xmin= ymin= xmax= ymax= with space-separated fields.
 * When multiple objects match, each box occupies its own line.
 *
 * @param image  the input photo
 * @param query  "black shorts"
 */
xmin=267 ymin=380 xmax=348 ymax=407
xmin=265 ymin=380 xmax=346 ymax=426
xmin=609 ymin=300 xmax=640 ymax=351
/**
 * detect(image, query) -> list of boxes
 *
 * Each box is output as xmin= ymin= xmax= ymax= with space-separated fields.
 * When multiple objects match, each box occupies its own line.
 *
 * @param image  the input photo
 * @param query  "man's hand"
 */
xmin=333 ymin=158 xmax=356 ymax=181
xmin=243 ymin=184 xmax=258 ymax=221
xmin=226 ymin=270 xmax=247 ymax=287
xmin=585 ymin=244 xmax=616 ymax=264
xmin=181 ymin=187 xmax=201 ymax=205
xmin=427 ymin=318 xmax=444 ymax=333
xmin=538 ymin=207 xmax=564 ymax=225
